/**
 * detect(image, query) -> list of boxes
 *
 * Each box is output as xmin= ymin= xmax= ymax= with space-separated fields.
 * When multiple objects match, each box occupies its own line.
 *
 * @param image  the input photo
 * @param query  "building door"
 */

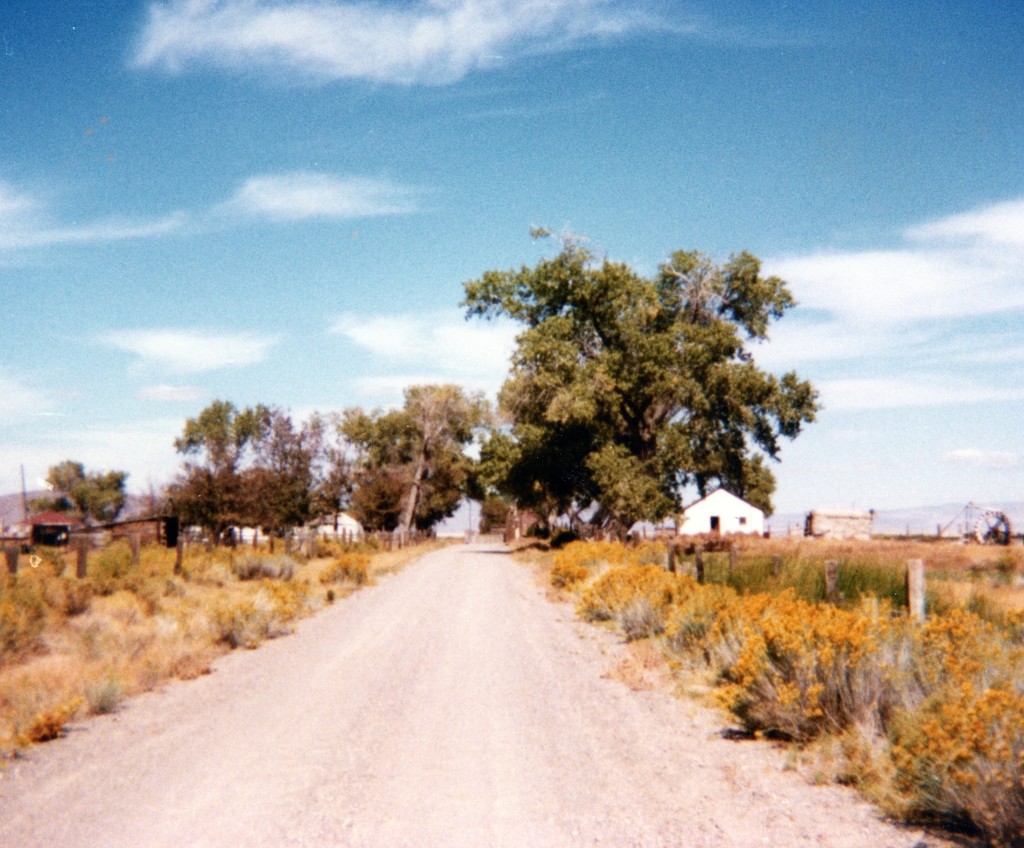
xmin=710 ymin=516 xmax=720 ymax=535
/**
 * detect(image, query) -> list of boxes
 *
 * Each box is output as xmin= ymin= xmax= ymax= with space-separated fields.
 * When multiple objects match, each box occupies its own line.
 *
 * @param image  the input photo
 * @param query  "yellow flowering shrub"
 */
xmin=711 ymin=591 xmax=897 ymax=741
xmin=891 ymin=683 xmax=1024 ymax=845
xmin=885 ymin=610 xmax=1024 ymax=844
xmin=578 ymin=563 xmax=680 ymax=623
xmin=550 ymin=540 xmax=639 ymax=589
xmin=664 ymin=581 xmax=738 ymax=654
xmin=320 ymin=552 xmax=372 ymax=586
xmin=558 ymin=539 xmax=1024 ymax=844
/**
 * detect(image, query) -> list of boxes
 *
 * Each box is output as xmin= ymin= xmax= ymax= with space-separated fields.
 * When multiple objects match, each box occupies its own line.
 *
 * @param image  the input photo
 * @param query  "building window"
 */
xmin=739 ymin=516 xmax=747 ymax=526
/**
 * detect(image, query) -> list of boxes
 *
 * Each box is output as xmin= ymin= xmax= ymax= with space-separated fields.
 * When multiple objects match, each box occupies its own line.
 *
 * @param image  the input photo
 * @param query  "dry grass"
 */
xmin=0 ymin=536 xmax=433 ymax=759
xmin=537 ymin=537 xmax=1024 ymax=846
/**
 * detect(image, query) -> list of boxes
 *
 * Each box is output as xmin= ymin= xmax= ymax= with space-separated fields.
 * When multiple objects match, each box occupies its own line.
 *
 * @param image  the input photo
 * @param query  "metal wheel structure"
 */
xmin=939 ymin=502 xmax=1015 ymax=545
xmin=973 ymin=508 xmax=1013 ymax=545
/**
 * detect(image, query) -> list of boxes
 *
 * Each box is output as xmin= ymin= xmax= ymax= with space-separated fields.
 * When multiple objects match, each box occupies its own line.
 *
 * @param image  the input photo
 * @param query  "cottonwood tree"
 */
xmin=168 ymin=400 xmax=269 ymax=541
xmin=342 ymin=384 xmax=490 ymax=539
xmin=32 ymin=460 xmax=128 ymax=525
xmin=243 ymin=408 xmax=321 ymax=539
xmin=463 ymin=234 xmax=818 ymax=536
xmin=308 ymin=411 xmax=358 ymax=523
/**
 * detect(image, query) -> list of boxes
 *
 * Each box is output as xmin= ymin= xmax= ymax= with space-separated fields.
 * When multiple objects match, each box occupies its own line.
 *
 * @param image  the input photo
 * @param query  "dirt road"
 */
xmin=0 ymin=544 xmax=942 ymax=847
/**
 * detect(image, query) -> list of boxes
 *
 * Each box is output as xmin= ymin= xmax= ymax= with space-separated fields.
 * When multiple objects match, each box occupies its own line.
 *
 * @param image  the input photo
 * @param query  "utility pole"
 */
xmin=20 ymin=464 xmax=29 ymax=522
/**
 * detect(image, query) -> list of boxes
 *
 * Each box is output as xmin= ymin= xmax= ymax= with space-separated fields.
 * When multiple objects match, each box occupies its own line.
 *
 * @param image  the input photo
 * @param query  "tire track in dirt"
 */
xmin=0 ymin=544 xmax=947 ymax=847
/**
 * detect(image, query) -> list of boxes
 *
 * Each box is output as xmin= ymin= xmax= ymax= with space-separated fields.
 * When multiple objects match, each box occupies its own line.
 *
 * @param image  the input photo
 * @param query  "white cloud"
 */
xmin=350 ymin=374 xmax=459 ymax=402
xmin=768 ymin=247 xmax=1024 ymax=326
xmin=0 ymin=179 xmax=186 ymax=251
xmin=943 ymin=448 xmax=1023 ymax=470
xmin=818 ymin=377 xmax=1024 ymax=412
xmin=133 ymin=0 xmax=664 ymax=84
xmin=753 ymin=320 xmax=927 ymax=367
xmin=330 ymin=310 xmax=519 ymax=404
xmin=100 ymin=328 xmax=280 ymax=373
xmin=756 ymin=198 xmax=1024 ymax=416
xmin=767 ymin=198 xmax=1024 ymax=327
xmin=907 ymin=199 xmax=1024 ymax=247
xmin=0 ymin=416 xmax=186 ymax=496
xmin=0 ymin=181 xmax=42 ymax=221
xmin=137 ymin=384 xmax=206 ymax=402
xmin=221 ymin=172 xmax=419 ymax=221
xmin=0 ymin=374 xmax=52 ymax=423
xmin=0 ymin=213 xmax=187 ymax=251
xmin=332 ymin=310 xmax=517 ymax=376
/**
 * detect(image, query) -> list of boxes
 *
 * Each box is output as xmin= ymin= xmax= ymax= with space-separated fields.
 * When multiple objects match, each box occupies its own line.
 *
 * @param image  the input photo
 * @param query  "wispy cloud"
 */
xmin=769 ymin=245 xmax=1024 ymax=326
xmin=332 ymin=310 xmax=516 ymax=372
xmin=907 ymin=198 xmax=1024 ymax=247
xmin=0 ymin=416 xmax=188 ymax=495
xmin=758 ymin=198 xmax=1024 ymax=412
xmin=0 ymin=373 xmax=52 ymax=423
xmin=137 ymin=384 xmax=206 ymax=402
xmin=220 ymin=172 xmax=420 ymax=220
xmin=768 ymin=199 xmax=1024 ymax=328
xmin=818 ymin=377 xmax=1024 ymax=412
xmin=100 ymin=328 xmax=280 ymax=373
xmin=331 ymin=310 xmax=518 ymax=401
xmin=0 ymin=180 xmax=185 ymax=251
xmin=132 ymin=0 xmax=667 ymax=85
xmin=0 ymin=170 xmax=414 ymax=256
xmin=943 ymin=448 xmax=1024 ymax=470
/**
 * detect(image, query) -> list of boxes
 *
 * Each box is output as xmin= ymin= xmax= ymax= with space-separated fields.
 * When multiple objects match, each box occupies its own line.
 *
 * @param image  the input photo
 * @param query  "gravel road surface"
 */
xmin=0 ymin=544 xmax=945 ymax=847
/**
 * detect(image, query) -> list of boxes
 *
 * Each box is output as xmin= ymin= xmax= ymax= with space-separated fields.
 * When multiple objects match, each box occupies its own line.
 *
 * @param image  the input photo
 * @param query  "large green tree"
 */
xmin=33 ymin=460 xmax=128 ymax=525
xmin=342 ymin=384 xmax=489 ymax=538
xmin=464 ymin=234 xmax=818 ymax=535
xmin=168 ymin=400 xmax=269 ymax=540
xmin=242 ymin=408 xmax=321 ymax=538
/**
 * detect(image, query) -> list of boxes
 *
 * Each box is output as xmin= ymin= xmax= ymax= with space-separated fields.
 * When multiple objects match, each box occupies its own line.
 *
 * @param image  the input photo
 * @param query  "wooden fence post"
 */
xmin=695 ymin=545 xmax=705 ymax=584
xmin=130 ymin=533 xmax=141 ymax=567
xmin=4 ymin=546 xmax=18 ymax=575
xmin=76 ymin=540 xmax=88 ymax=578
xmin=729 ymin=545 xmax=738 ymax=573
xmin=825 ymin=559 xmax=839 ymax=603
xmin=771 ymin=555 xmax=783 ymax=577
xmin=907 ymin=559 xmax=926 ymax=621
xmin=174 ymin=537 xmax=184 ymax=576
xmin=667 ymin=542 xmax=677 ymax=574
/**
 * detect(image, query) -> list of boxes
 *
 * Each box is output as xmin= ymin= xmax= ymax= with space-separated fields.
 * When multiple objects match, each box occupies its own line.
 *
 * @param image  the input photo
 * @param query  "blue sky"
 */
xmin=1 ymin=0 xmax=1022 ymax=516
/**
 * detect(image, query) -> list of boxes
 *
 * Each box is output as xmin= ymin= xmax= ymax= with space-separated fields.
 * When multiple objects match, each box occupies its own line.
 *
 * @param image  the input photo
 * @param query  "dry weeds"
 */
xmin=0 ymin=536 xmax=433 ymax=759
xmin=540 ymin=537 xmax=1024 ymax=847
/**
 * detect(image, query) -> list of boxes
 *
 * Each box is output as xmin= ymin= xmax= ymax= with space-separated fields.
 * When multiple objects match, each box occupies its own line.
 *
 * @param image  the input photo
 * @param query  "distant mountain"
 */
xmin=767 ymin=502 xmax=1024 ymax=539
xmin=0 ymin=491 xmax=43 ymax=527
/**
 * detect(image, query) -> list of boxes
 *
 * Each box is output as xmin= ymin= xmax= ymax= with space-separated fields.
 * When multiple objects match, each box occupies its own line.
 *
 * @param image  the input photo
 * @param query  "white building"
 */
xmin=677 ymin=489 xmax=764 ymax=537
xmin=310 ymin=512 xmax=364 ymax=542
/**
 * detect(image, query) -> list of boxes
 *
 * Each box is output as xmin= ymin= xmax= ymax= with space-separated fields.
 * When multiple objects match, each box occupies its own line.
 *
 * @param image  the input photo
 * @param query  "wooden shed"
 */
xmin=29 ymin=511 xmax=85 ymax=546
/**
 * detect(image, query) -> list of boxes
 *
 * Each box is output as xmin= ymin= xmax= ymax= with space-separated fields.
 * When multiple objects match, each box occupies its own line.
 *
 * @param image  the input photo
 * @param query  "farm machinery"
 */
xmin=941 ymin=502 xmax=1014 ymax=545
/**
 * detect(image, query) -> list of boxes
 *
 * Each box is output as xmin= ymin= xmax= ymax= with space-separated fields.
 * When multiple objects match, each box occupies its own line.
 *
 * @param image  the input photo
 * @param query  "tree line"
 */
xmin=33 ymin=235 xmax=817 ymax=542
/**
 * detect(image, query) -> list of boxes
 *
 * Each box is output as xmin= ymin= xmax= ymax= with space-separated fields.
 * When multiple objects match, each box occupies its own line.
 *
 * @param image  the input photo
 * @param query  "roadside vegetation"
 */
xmin=0 ymin=537 xmax=438 ymax=758
xmin=542 ymin=537 xmax=1024 ymax=847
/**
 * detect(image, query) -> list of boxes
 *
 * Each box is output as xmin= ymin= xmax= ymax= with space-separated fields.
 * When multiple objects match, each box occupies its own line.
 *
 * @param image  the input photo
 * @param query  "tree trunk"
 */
xmin=398 ymin=451 xmax=427 ymax=545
